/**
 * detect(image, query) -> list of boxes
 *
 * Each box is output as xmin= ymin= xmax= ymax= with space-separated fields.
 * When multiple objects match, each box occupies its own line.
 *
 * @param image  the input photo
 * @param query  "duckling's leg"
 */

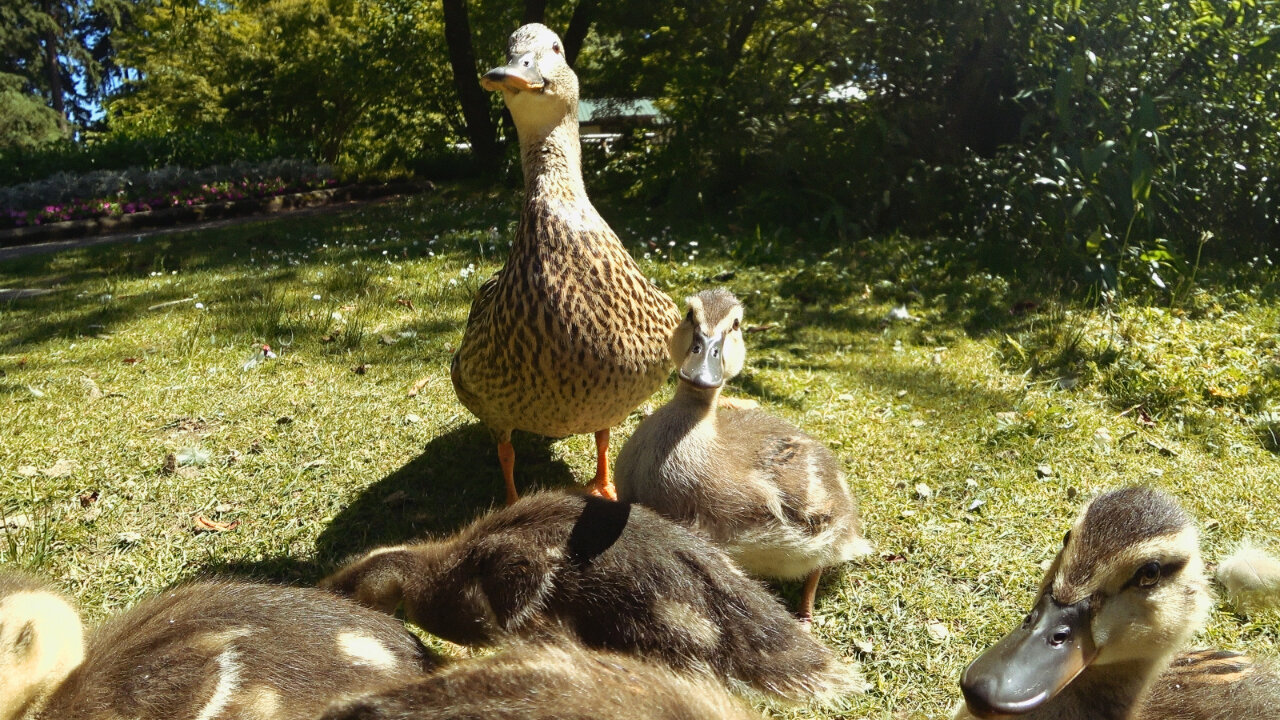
xmin=498 ymin=440 xmax=519 ymax=506
xmin=799 ymin=570 xmax=822 ymax=626
xmin=584 ymin=429 xmax=617 ymax=501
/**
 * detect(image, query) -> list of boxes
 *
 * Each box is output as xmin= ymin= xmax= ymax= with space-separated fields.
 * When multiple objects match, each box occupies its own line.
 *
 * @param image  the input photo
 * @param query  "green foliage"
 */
xmin=0 ymin=73 xmax=64 ymax=149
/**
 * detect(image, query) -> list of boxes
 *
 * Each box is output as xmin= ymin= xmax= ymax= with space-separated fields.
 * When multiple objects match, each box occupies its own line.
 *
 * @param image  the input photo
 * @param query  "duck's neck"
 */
xmin=518 ymin=105 xmax=587 ymax=204
xmin=672 ymin=381 xmax=721 ymax=418
xmin=1022 ymin=658 xmax=1167 ymax=720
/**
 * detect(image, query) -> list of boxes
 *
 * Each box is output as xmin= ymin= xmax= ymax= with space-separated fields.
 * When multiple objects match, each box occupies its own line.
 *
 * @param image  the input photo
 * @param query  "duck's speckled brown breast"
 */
xmin=452 ymin=195 xmax=679 ymax=439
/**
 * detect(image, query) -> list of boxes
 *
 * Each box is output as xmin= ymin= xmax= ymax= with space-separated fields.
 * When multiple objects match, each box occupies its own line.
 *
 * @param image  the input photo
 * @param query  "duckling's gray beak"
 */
xmin=959 ymin=592 xmax=1097 ymax=719
xmin=679 ymin=331 xmax=725 ymax=389
xmin=481 ymin=52 xmax=545 ymax=93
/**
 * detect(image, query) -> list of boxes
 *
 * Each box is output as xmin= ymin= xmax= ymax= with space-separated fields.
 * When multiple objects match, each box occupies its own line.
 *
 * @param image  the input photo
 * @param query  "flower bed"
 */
xmin=1 ymin=159 xmax=336 ymax=230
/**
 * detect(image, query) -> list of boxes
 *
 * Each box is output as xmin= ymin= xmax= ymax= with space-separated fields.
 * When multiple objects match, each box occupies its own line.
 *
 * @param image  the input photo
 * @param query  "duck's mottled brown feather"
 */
xmin=451 ymin=146 xmax=678 ymax=441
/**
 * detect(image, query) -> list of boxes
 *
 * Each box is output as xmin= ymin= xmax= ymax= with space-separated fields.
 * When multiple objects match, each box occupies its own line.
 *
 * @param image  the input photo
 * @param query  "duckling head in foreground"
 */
xmin=958 ymin=486 xmax=1280 ymax=720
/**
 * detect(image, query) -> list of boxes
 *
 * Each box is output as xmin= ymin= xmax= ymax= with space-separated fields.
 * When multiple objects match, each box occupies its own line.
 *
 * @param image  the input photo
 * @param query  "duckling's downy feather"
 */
xmin=2 ymin=575 xmax=437 ymax=720
xmin=1215 ymin=542 xmax=1280 ymax=614
xmin=324 ymin=492 xmax=865 ymax=702
xmin=320 ymin=642 xmax=764 ymax=720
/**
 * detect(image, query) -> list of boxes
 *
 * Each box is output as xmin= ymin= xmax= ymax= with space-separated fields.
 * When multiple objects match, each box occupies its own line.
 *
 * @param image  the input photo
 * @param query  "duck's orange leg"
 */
xmin=798 ymin=569 xmax=822 ymax=627
xmin=585 ymin=429 xmax=617 ymax=501
xmin=498 ymin=441 xmax=519 ymax=506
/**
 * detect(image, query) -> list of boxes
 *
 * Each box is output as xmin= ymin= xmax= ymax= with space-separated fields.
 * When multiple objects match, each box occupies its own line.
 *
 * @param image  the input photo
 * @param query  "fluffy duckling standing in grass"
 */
xmin=451 ymin=23 xmax=680 ymax=504
xmin=614 ymin=288 xmax=871 ymax=622
xmin=0 ymin=572 xmax=437 ymax=720
xmin=957 ymin=486 xmax=1280 ymax=720
xmin=323 ymin=491 xmax=865 ymax=702
xmin=321 ymin=642 xmax=764 ymax=720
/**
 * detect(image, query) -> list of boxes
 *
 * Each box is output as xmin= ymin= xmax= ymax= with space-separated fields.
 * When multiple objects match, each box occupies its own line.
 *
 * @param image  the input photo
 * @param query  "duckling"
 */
xmin=0 ymin=572 xmax=438 ymax=720
xmin=957 ymin=486 xmax=1280 ymax=720
xmin=323 ymin=491 xmax=865 ymax=702
xmin=614 ymin=288 xmax=871 ymax=622
xmin=452 ymin=23 xmax=680 ymax=504
xmin=321 ymin=641 xmax=763 ymax=720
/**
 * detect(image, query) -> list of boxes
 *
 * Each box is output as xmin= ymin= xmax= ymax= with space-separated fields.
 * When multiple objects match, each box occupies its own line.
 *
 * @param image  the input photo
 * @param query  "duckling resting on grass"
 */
xmin=323 ymin=491 xmax=865 ymax=702
xmin=321 ymin=642 xmax=764 ymax=720
xmin=957 ymin=486 xmax=1280 ymax=720
xmin=0 ymin=573 xmax=437 ymax=720
xmin=451 ymin=22 xmax=680 ymax=504
xmin=614 ymin=288 xmax=872 ymax=622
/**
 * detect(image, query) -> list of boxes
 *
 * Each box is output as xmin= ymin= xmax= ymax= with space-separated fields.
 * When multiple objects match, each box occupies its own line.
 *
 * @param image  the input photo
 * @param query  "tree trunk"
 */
xmin=563 ymin=0 xmax=596 ymax=68
xmin=41 ymin=0 xmax=69 ymax=136
xmin=441 ymin=0 xmax=499 ymax=169
xmin=522 ymin=0 xmax=547 ymax=25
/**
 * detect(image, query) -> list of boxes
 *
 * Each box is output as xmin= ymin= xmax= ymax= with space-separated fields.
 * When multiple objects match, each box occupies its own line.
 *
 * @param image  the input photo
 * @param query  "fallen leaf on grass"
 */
xmin=379 ymin=334 xmax=398 ymax=345
xmin=301 ymin=458 xmax=326 ymax=470
xmin=81 ymin=376 xmax=103 ymax=399
xmin=117 ymin=531 xmax=142 ymax=545
xmin=353 ymin=363 xmax=371 ymax=375
xmin=160 ymin=453 xmax=177 ymax=475
xmin=926 ymin=621 xmax=951 ymax=642
xmin=407 ymin=376 xmax=430 ymax=397
xmin=44 ymin=459 xmax=78 ymax=478
xmin=17 ymin=465 xmax=38 ymax=477
xmin=123 ymin=357 xmax=139 ymax=365
xmin=396 ymin=297 xmax=416 ymax=310
xmin=3 ymin=514 xmax=31 ymax=530
xmin=193 ymin=515 xmax=239 ymax=533
xmin=79 ymin=490 xmax=99 ymax=507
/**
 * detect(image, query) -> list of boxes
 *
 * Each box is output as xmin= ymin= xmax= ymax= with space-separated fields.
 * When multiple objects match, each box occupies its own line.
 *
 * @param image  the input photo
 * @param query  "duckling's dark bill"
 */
xmin=679 ymin=332 xmax=725 ymax=389
xmin=481 ymin=65 xmax=545 ymax=92
xmin=960 ymin=592 xmax=1097 ymax=719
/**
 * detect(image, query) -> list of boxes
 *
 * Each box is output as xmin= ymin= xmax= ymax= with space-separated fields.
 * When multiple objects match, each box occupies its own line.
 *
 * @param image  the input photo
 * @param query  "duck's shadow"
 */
xmin=201 ymin=424 xmax=580 ymax=583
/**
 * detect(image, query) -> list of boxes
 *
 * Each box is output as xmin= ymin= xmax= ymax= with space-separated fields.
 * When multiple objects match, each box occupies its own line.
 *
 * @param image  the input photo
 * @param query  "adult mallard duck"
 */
xmin=322 ymin=642 xmax=764 ymax=720
xmin=0 ymin=573 xmax=436 ymax=720
xmin=451 ymin=23 xmax=679 ymax=504
xmin=614 ymin=288 xmax=872 ymax=622
xmin=323 ymin=491 xmax=866 ymax=702
xmin=957 ymin=486 xmax=1280 ymax=720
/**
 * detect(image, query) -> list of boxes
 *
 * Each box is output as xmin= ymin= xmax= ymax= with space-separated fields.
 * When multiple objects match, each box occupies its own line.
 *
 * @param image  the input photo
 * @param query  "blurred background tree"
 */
xmin=2 ymin=0 xmax=1276 ymax=289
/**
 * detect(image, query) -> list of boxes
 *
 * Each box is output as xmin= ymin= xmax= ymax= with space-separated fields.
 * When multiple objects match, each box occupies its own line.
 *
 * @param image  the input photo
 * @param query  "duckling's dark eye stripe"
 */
xmin=1124 ymin=557 xmax=1189 ymax=589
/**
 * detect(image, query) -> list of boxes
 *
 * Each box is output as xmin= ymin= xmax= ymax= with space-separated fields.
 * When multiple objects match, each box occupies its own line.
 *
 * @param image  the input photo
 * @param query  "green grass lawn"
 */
xmin=2 ymin=186 xmax=1278 ymax=719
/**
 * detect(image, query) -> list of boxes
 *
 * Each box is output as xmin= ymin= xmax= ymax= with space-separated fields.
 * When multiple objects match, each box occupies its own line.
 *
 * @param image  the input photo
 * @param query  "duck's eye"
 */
xmin=732 ymin=318 xmax=740 ymax=331
xmin=552 ymin=41 xmax=562 ymax=55
xmin=1134 ymin=561 xmax=1161 ymax=588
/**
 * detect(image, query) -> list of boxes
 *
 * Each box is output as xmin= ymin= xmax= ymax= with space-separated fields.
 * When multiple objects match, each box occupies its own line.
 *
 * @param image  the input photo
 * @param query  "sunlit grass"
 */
xmin=1 ymin=186 xmax=1278 ymax=719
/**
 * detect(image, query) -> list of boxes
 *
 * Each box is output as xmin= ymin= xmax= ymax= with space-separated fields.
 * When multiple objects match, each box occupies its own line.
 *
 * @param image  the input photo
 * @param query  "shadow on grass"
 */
xmin=198 ymin=423 xmax=581 ymax=584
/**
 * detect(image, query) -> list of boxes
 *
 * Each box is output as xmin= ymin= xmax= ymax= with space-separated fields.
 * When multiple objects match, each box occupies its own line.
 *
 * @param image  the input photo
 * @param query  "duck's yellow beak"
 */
xmin=959 ymin=591 xmax=1097 ymax=719
xmin=482 ymin=52 xmax=545 ymax=93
